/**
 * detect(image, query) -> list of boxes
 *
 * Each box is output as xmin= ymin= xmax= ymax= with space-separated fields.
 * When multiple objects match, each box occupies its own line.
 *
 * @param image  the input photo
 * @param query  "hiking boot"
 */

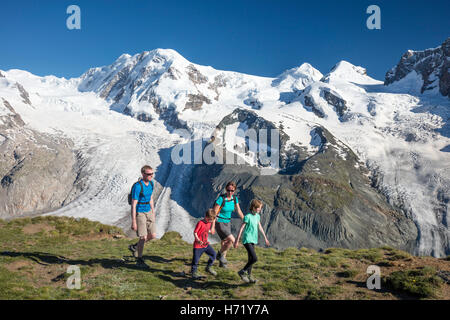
xmin=191 ymin=270 xmax=203 ymax=279
xmin=205 ymin=266 xmax=217 ymax=276
xmin=217 ymin=252 xmax=228 ymax=268
xmin=238 ymin=269 xmax=250 ymax=283
xmin=248 ymin=274 xmax=258 ymax=284
xmin=128 ymin=243 xmax=138 ymax=258
xmin=136 ymin=258 xmax=150 ymax=270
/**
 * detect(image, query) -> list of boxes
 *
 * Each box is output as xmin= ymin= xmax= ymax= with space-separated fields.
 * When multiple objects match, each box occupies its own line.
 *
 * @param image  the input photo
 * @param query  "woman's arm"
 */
xmin=234 ymin=222 xmax=246 ymax=248
xmin=235 ymin=203 xmax=245 ymax=220
xmin=213 ymin=203 xmax=221 ymax=216
xmin=258 ymin=222 xmax=270 ymax=246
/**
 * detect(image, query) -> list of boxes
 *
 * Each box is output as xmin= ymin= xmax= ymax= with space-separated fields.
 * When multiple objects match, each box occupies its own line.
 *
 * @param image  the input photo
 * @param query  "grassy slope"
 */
xmin=0 ymin=216 xmax=448 ymax=300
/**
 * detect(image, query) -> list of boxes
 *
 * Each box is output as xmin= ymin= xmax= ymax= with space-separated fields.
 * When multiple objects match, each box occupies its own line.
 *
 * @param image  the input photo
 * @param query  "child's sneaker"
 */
xmin=205 ymin=266 xmax=217 ymax=276
xmin=238 ymin=269 xmax=250 ymax=283
xmin=248 ymin=274 xmax=258 ymax=283
xmin=192 ymin=270 xmax=203 ymax=279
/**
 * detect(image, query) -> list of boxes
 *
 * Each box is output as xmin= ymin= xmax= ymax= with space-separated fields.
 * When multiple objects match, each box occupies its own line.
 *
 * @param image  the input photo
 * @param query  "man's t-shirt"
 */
xmin=131 ymin=180 xmax=154 ymax=213
xmin=215 ymin=195 xmax=238 ymax=223
xmin=193 ymin=219 xmax=212 ymax=249
xmin=242 ymin=213 xmax=260 ymax=244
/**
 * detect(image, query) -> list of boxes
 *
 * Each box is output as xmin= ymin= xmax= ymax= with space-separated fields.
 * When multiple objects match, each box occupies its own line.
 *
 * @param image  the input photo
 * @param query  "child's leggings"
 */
xmin=243 ymin=243 xmax=258 ymax=274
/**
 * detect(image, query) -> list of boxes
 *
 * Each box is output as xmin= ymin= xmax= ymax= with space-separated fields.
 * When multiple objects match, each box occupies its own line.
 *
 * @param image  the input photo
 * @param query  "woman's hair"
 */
xmin=225 ymin=181 xmax=237 ymax=190
xmin=141 ymin=165 xmax=153 ymax=173
xmin=205 ymin=208 xmax=217 ymax=219
xmin=249 ymin=199 xmax=263 ymax=213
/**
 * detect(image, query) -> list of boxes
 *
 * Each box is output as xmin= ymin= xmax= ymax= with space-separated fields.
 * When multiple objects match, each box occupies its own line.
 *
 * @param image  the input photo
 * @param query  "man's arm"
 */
xmin=150 ymin=194 xmax=155 ymax=215
xmin=131 ymin=199 xmax=138 ymax=230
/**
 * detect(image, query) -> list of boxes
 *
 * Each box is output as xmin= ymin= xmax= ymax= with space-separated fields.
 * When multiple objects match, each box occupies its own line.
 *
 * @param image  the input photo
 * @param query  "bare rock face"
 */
xmin=186 ymin=64 xmax=208 ymax=84
xmin=385 ymin=37 xmax=450 ymax=97
xmin=15 ymin=82 xmax=32 ymax=105
xmin=184 ymin=93 xmax=211 ymax=111
xmin=322 ymin=88 xmax=347 ymax=117
xmin=188 ymin=109 xmax=418 ymax=253
xmin=0 ymin=99 xmax=79 ymax=218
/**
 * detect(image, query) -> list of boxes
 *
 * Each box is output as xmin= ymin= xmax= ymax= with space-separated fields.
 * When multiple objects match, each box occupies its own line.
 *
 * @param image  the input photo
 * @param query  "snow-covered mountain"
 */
xmin=385 ymin=38 xmax=450 ymax=97
xmin=0 ymin=38 xmax=449 ymax=257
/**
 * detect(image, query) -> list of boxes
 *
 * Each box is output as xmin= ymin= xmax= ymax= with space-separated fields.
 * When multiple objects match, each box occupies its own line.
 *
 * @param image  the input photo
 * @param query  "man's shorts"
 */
xmin=136 ymin=211 xmax=156 ymax=238
xmin=216 ymin=221 xmax=232 ymax=240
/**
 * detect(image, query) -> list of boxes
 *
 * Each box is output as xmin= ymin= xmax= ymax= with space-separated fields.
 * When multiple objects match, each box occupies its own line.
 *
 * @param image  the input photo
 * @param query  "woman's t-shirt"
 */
xmin=242 ymin=213 xmax=260 ymax=244
xmin=215 ymin=195 xmax=238 ymax=223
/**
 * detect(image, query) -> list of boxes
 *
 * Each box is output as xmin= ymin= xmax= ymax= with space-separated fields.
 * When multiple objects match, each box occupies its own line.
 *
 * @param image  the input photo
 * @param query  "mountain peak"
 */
xmin=273 ymin=62 xmax=323 ymax=91
xmin=385 ymin=37 xmax=450 ymax=97
xmin=321 ymin=60 xmax=379 ymax=84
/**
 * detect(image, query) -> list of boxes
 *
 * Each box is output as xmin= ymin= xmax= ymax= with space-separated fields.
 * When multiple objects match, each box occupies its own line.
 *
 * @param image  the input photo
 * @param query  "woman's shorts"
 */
xmin=216 ymin=221 xmax=232 ymax=240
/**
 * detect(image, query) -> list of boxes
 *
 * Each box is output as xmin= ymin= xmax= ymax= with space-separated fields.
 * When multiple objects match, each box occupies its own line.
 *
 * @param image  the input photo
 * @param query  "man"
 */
xmin=128 ymin=165 xmax=156 ymax=269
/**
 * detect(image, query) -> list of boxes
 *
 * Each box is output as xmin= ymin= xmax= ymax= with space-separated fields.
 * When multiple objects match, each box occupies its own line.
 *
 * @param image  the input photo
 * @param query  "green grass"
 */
xmin=0 ymin=216 xmax=447 ymax=300
xmin=383 ymin=267 xmax=443 ymax=298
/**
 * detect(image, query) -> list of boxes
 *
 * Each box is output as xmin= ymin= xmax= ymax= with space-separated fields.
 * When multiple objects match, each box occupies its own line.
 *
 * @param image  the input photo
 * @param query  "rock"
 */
xmin=0 ymin=99 xmax=80 ymax=218
xmin=385 ymin=37 xmax=450 ymax=97
xmin=184 ymin=93 xmax=211 ymax=111
xmin=187 ymin=109 xmax=418 ymax=253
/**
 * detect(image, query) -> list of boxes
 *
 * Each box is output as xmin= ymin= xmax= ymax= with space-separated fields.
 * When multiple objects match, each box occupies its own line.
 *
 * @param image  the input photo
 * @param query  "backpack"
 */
xmin=128 ymin=179 xmax=154 ymax=205
xmin=214 ymin=193 xmax=238 ymax=221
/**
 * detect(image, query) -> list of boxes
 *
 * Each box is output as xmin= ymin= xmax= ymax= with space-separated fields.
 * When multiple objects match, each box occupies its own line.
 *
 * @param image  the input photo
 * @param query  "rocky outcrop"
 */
xmin=322 ymin=88 xmax=347 ymax=117
xmin=0 ymin=99 xmax=79 ymax=218
xmin=187 ymin=110 xmax=418 ymax=253
xmin=301 ymin=84 xmax=348 ymax=119
xmin=385 ymin=37 xmax=450 ymax=97
xmin=186 ymin=64 xmax=208 ymax=84
xmin=15 ymin=82 xmax=32 ymax=105
xmin=184 ymin=93 xmax=211 ymax=111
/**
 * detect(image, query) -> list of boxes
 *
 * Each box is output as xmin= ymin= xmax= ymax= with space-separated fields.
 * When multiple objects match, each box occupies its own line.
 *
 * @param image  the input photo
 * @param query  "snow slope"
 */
xmin=1 ymin=46 xmax=449 ymax=256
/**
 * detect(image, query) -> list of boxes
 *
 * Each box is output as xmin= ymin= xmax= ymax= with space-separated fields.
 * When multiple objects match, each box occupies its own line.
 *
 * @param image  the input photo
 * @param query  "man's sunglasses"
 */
xmin=226 ymin=188 xmax=235 ymax=192
xmin=144 ymin=172 xmax=154 ymax=176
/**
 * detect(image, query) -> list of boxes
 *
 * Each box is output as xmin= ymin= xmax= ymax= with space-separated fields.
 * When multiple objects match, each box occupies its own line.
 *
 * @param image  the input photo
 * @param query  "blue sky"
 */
xmin=0 ymin=0 xmax=449 ymax=80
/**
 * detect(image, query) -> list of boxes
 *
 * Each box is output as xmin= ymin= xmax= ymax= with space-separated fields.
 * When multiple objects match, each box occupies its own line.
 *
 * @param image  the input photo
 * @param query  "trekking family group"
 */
xmin=127 ymin=165 xmax=270 ymax=283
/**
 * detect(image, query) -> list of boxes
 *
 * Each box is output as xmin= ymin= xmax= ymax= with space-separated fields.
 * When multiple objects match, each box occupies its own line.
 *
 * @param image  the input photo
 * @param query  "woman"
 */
xmin=212 ymin=181 xmax=244 ymax=268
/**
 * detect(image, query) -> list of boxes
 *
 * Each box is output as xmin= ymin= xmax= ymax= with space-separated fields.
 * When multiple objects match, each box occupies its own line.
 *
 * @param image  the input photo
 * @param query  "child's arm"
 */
xmin=234 ymin=222 xmax=246 ymax=248
xmin=209 ymin=219 xmax=216 ymax=235
xmin=193 ymin=223 xmax=203 ymax=245
xmin=193 ymin=232 xmax=203 ymax=245
xmin=258 ymin=222 xmax=270 ymax=246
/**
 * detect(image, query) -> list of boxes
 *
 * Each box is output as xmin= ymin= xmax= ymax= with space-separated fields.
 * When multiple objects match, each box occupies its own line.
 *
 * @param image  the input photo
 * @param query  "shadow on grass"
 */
xmin=345 ymin=279 xmax=415 ymax=300
xmin=0 ymin=251 xmax=239 ymax=290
